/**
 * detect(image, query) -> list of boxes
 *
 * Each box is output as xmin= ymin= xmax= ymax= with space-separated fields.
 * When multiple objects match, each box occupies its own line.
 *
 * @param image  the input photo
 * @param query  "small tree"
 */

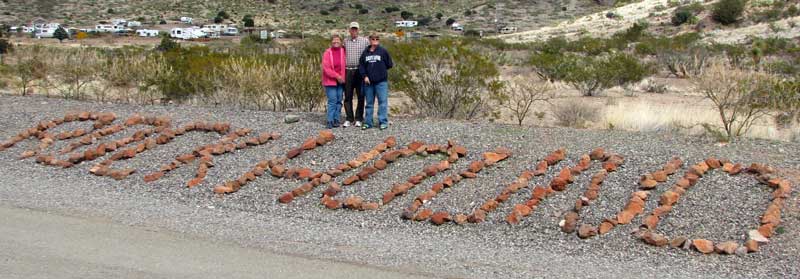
xmin=243 ymin=15 xmax=255 ymax=27
xmin=672 ymin=9 xmax=693 ymax=26
xmin=13 ymin=52 xmax=47 ymax=96
xmin=401 ymin=11 xmax=414 ymax=20
xmin=55 ymin=48 xmax=101 ymax=99
xmin=217 ymin=10 xmax=230 ymax=19
xmin=496 ymin=76 xmax=554 ymax=125
xmin=53 ymin=27 xmax=68 ymax=42
xmin=0 ymin=38 xmax=10 ymax=64
xmin=712 ymin=0 xmax=747 ymax=25
xmin=156 ymin=36 xmax=180 ymax=52
xmin=445 ymin=18 xmax=456 ymax=26
xmin=693 ymin=61 xmax=785 ymax=140
xmin=564 ymin=53 xmax=650 ymax=96
xmin=214 ymin=16 xmax=224 ymax=23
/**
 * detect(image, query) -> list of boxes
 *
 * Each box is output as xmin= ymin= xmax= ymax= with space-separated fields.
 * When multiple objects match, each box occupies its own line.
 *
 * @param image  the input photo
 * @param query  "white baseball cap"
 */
xmin=349 ymin=22 xmax=360 ymax=29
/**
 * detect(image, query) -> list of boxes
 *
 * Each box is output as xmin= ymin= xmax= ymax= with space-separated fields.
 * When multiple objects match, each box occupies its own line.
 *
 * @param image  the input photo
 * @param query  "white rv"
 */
xmin=136 ymin=29 xmax=160 ymax=37
xmin=395 ymin=20 xmax=418 ymax=28
xmin=111 ymin=18 xmax=127 ymax=26
xmin=95 ymin=24 xmax=115 ymax=32
xmin=180 ymin=17 xmax=193 ymax=24
xmin=127 ymin=21 xmax=142 ymax=27
xmin=224 ymin=26 xmax=238 ymax=36
xmin=451 ymin=22 xmax=464 ymax=32
xmin=202 ymin=24 xmax=226 ymax=32
xmin=170 ymin=27 xmax=206 ymax=40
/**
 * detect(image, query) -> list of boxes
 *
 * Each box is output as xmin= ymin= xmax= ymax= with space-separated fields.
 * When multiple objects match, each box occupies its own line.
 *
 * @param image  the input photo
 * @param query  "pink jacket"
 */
xmin=321 ymin=47 xmax=346 ymax=86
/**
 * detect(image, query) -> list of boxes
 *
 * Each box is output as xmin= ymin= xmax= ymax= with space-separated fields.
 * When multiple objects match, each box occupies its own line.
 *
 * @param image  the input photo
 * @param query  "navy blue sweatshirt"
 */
xmin=358 ymin=45 xmax=393 ymax=84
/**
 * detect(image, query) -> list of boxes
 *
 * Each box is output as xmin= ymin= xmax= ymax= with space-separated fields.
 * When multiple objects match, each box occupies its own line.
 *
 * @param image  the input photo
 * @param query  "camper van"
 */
xmin=170 ymin=27 xmax=206 ymax=40
xmin=202 ymin=24 xmax=226 ymax=32
xmin=95 ymin=24 xmax=115 ymax=32
xmin=136 ymin=29 xmax=159 ymax=37
xmin=180 ymin=17 xmax=193 ymax=24
xmin=395 ymin=21 xmax=418 ymax=28
xmin=127 ymin=21 xmax=142 ymax=27
xmin=224 ymin=26 xmax=238 ymax=36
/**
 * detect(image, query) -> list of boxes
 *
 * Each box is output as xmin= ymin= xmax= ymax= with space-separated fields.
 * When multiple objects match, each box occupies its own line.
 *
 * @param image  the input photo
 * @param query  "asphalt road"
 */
xmin=0 ymin=205 xmax=431 ymax=279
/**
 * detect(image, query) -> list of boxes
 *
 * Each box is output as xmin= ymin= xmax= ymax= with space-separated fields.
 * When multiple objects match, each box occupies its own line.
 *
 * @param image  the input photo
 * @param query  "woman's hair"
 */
xmin=368 ymin=33 xmax=379 ymax=40
xmin=330 ymin=34 xmax=342 ymax=41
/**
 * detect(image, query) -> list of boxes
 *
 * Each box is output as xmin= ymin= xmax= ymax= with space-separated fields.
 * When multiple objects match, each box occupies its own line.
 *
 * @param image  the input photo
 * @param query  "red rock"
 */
xmin=382 ymin=192 xmax=395 ymax=204
xmin=659 ymin=191 xmax=680 ymax=206
xmin=453 ymin=214 xmax=469 ymax=225
xmin=550 ymin=178 xmax=568 ymax=191
xmin=577 ymin=224 xmax=598 ymax=239
xmin=417 ymin=190 xmax=437 ymax=203
xmin=344 ymin=196 xmax=364 ymax=209
xmin=589 ymin=148 xmax=605 ymax=160
xmin=343 ymin=175 xmax=360 ymax=185
xmin=643 ymin=215 xmax=659 ymax=229
xmin=602 ymin=162 xmax=618 ymax=172
xmin=381 ymin=150 xmax=402 ymax=162
xmin=640 ymin=175 xmax=658 ymax=189
xmin=513 ymin=204 xmax=532 ymax=217
xmin=482 ymin=152 xmax=508 ymax=165
xmin=296 ymin=168 xmax=314 ymax=180
xmin=675 ymin=178 xmax=691 ymax=188
xmin=212 ymin=185 xmax=233 ymax=194
xmin=693 ymin=239 xmax=714 ymax=254
xmin=561 ymin=212 xmax=579 ymax=233
xmin=652 ymin=171 xmax=668 ymax=182
xmin=144 ymin=172 xmax=164 ymax=182
xmin=744 ymin=239 xmax=759 ymax=252
xmin=270 ymin=165 xmax=286 ymax=177
xmin=382 ymin=136 xmax=397 ymax=148
xmin=669 ymin=236 xmax=688 ymax=248
xmin=110 ymin=169 xmax=135 ymax=180
xmin=369 ymin=159 xmax=388 ymax=170
xmin=531 ymin=186 xmax=547 ymax=200
xmin=598 ymin=221 xmax=614 ymax=234
xmin=430 ymin=211 xmax=451 ymax=225
xmin=286 ymin=148 xmax=303 ymax=159
xmin=758 ymin=224 xmax=775 ymax=238
xmin=617 ymin=210 xmax=636 ymax=224
xmin=318 ymin=130 xmax=335 ymax=143
xmin=641 ymin=231 xmax=668 ymax=246
xmin=407 ymin=141 xmax=424 ymax=151
xmin=705 ymin=158 xmax=721 ymax=169
xmin=468 ymin=209 xmax=486 ymax=223
xmin=506 ymin=213 xmax=520 ymax=225
xmin=187 ymin=177 xmax=203 ymax=188
xmin=715 ymin=241 xmax=738 ymax=255
xmin=431 ymin=183 xmax=444 ymax=193
xmin=361 ymin=202 xmax=380 ymax=210
xmin=460 ymin=171 xmax=477 ymax=178
xmin=452 ymin=145 xmax=468 ymax=157
xmin=480 ymin=200 xmax=499 ymax=212
xmin=323 ymin=183 xmax=342 ymax=197
xmin=545 ymin=148 xmax=566 ymax=165
xmin=653 ymin=205 xmax=673 ymax=217
xmin=414 ymin=208 xmax=433 ymax=221
xmin=324 ymin=199 xmax=341 ymax=209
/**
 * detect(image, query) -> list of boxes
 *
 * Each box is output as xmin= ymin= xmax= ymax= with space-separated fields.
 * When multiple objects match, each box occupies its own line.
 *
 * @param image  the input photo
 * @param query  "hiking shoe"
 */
xmin=354 ymin=121 xmax=362 ymax=127
xmin=343 ymin=121 xmax=351 ymax=128
xmin=379 ymin=124 xmax=388 ymax=130
xmin=361 ymin=124 xmax=371 ymax=130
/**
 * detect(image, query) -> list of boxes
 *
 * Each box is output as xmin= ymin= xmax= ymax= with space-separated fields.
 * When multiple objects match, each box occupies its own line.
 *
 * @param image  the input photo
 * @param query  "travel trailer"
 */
xmin=170 ymin=27 xmax=206 ymax=40
xmin=136 ymin=29 xmax=160 ymax=37
xmin=395 ymin=21 xmax=418 ymax=28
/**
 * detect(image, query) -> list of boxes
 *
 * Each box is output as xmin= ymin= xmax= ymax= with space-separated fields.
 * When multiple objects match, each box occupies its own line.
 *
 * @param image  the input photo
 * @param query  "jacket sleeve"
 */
xmin=384 ymin=49 xmax=393 ymax=70
xmin=321 ymin=49 xmax=339 ymax=79
xmin=339 ymin=49 xmax=347 ymax=78
xmin=358 ymin=50 xmax=367 ymax=78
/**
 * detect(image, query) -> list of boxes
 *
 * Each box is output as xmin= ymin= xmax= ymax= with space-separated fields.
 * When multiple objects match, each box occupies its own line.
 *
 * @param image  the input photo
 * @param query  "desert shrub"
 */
xmin=359 ymin=8 xmax=369 ymax=14
xmin=445 ymin=18 xmax=456 ymax=26
xmin=496 ymin=75 xmax=554 ymax=125
xmin=401 ymin=11 xmax=414 ymax=20
xmin=216 ymin=57 xmax=276 ymax=109
xmin=385 ymin=6 xmax=400 ymax=13
xmin=0 ymin=37 xmax=11 ymax=64
xmin=243 ymin=15 xmax=255 ymax=27
xmin=391 ymin=38 xmax=503 ymax=120
xmin=272 ymin=56 xmax=323 ymax=112
xmin=693 ymin=61 xmax=796 ymax=140
xmin=642 ymin=80 xmax=668 ymax=94
xmin=53 ymin=27 xmax=68 ymax=42
xmin=564 ymin=53 xmax=651 ymax=96
xmin=553 ymin=100 xmax=600 ymax=128
xmin=712 ymin=0 xmax=747 ymax=25
xmin=54 ymin=47 xmax=103 ymax=100
xmin=320 ymin=10 xmax=329 ymax=15
xmin=156 ymin=36 xmax=180 ymax=52
xmin=10 ymin=46 xmax=48 ymax=96
xmin=657 ymin=45 xmax=710 ymax=78
xmin=672 ymin=9 xmax=693 ymax=26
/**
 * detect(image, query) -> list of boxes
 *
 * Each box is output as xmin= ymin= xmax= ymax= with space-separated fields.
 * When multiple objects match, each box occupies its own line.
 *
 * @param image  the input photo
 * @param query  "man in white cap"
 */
xmin=342 ymin=21 xmax=369 ymax=128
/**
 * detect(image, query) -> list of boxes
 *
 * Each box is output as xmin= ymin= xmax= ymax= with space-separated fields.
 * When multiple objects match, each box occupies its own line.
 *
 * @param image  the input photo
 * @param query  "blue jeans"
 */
xmin=325 ymin=85 xmax=343 ymax=127
xmin=363 ymin=81 xmax=388 ymax=127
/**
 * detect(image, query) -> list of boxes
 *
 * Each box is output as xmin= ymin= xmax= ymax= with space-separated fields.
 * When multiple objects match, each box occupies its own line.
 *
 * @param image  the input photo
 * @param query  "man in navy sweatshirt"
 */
xmin=358 ymin=33 xmax=394 ymax=130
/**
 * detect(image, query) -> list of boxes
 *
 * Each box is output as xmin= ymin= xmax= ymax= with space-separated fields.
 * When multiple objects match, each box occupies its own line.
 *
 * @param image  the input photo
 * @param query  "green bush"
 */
xmin=712 ymin=0 xmax=747 ymax=25
xmin=390 ymin=38 xmax=503 ymax=120
xmin=385 ymin=6 xmax=400 ymax=13
xmin=564 ymin=53 xmax=651 ymax=96
xmin=672 ymin=9 xmax=693 ymax=26
xmin=320 ymin=10 xmax=329 ymax=15
xmin=401 ymin=11 xmax=414 ymax=20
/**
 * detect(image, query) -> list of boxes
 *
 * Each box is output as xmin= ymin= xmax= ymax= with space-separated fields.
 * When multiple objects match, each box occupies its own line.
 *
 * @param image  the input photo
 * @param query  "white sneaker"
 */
xmin=354 ymin=121 xmax=362 ymax=127
xmin=343 ymin=121 xmax=351 ymax=128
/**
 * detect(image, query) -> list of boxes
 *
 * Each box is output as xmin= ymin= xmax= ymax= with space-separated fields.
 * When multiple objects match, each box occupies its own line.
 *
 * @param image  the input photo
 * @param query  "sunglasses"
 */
xmin=370 ymin=37 xmax=380 ymax=41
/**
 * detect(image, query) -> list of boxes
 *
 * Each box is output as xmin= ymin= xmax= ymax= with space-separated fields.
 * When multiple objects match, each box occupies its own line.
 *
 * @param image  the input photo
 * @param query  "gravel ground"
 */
xmin=1 ymin=95 xmax=799 ymax=278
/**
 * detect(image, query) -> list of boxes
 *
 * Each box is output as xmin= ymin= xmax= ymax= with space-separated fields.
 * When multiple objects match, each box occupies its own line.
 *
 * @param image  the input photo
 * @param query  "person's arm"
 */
xmin=384 ymin=48 xmax=393 ymax=70
xmin=358 ymin=50 xmax=367 ymax=79
xmin=321 ymin=49 xmax=340 ymax=80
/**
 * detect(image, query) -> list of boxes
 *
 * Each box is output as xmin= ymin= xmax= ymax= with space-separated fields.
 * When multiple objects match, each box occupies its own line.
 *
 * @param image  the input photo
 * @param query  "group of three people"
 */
xmin=321 ymin=22 xmax=393 ymax=130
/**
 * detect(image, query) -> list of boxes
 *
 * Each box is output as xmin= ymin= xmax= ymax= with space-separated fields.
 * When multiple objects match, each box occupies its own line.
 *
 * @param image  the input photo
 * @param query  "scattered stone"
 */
xmin=561 ymin=212 xmax=579 ymax=233
xmin=468 ymin=209 xmax=486 ymax=223
xmin=453 ymin=214 xmax=469 ymax=225
xmin=598 ymin=221 xmax=614 ymax=235
xmin=143 ymin=172 xmax=164 ymax=182
xmin=284 ymin=114 xmax=300 ymax=123
xmin=414 ymin=208 xmax=433 ymax=221
xmin=693 ymin=239 xmax=714 ymax=254
xmin=577 ymin=224 xmax=597 ymax=239
xmin=361 ymin=202 xmax=380 ymax=210
xmin=642 ymin=231 xmax=668 ymax=247
xmin=344 ymin=196 xmax=364 ymax=209
xmin=659 ymin=191 xmax=680 ymax=206
xmin=715 ymin=241 xmax=738 ymax=255
xmin=670 ymin=236 xmax=688 ymax=248
xmin=430 ymin=211 xmax=451 ymax=225
xmin=745 ymin=239 xmax=759 ymax=252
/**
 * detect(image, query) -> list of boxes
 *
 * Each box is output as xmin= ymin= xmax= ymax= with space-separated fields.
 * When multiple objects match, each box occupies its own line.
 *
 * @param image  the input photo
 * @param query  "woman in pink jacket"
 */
xmin=322 ymin=34 xmax=346 ymax=128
